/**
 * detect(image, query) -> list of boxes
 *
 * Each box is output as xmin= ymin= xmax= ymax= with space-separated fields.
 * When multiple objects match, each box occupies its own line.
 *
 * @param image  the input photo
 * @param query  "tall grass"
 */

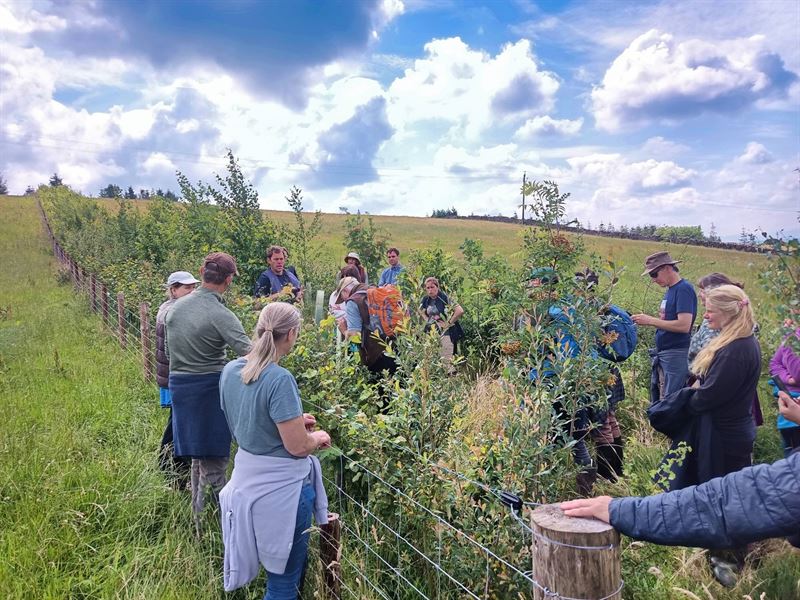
xmin=0 ymin=198 xmax=229 ymax=599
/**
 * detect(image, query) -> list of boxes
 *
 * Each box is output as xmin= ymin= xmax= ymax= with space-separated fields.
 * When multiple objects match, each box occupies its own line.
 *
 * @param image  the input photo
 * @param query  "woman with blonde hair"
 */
xmin=652 ymin=284 xmax=761 ymax=482
xmin=688 ymin=272 xmax=743 ymax=365
xmin=677 ymin=284 xmax=761 ymax=584
xmin=219 ymin=302 xmax=331 ymax=598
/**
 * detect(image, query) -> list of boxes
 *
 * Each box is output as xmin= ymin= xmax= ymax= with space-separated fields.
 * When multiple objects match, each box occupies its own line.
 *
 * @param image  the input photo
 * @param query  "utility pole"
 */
xmin=521 ymin=171 xmax=527 ymax=226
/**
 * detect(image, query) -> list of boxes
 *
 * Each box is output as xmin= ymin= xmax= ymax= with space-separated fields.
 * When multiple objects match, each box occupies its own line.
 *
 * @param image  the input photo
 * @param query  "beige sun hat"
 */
xmin=641 ymin=251 xmax=681 ymax=276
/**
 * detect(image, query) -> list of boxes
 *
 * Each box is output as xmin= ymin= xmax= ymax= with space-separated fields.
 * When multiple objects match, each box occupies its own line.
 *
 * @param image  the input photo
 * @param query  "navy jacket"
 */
xmin=610 ymin=452 xmax=800 ymax=549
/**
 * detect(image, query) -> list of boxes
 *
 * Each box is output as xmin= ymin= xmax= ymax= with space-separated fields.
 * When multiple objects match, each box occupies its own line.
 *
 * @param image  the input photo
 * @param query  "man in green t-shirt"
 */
xmin=166 ymin=252 xmax=251 ymax=527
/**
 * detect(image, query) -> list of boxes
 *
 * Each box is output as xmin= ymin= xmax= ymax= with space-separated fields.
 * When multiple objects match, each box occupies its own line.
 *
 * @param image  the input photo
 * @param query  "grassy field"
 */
xmin=1 ymin=195 xmax=797 ymax=599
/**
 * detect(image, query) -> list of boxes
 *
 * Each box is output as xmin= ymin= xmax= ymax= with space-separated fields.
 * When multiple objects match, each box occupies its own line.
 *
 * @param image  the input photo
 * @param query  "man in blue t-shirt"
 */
xmin=253 ymin=245 xmax=303 ymax=302
xmin=632 ymin=251 xmax=697 ymax=402
xmin=379 ymin=247 xmax=404 ymax=286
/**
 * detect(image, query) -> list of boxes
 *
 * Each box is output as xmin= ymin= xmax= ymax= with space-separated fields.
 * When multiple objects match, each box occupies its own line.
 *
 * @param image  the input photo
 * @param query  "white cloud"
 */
xmin=433 ymin=143 xmax=519 ymax=177
xmin=387 ymin=37 xmax=559 ymax=139
xmin=564 ymin=154 xmax=696 ymax=209
xmin=514 ymin=115 xmax=583 ymax=139
xmin=641 ymin=136 xmax=689 ymax=159
xmin=737 ymin=141 xmax=774 ymax=164
xmin=592 ymin=30 xmax=798 ymax=131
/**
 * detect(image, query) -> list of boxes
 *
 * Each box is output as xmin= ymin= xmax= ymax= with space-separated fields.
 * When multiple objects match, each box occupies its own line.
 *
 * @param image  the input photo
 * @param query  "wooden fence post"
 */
xmin=530 ymin=504 xmax=621 ymax=600
xmin=90 ymin=273 xmax=97 ymax=311
xmin=117 ymin=292 xmax=127 ymax=349
xmin=101 ymin=283 xmax=109 ymax=325
xmin=140 ymin=302 xmax=153 ymax=381
xmin=320 ymin=512 xmax=341 ymax=599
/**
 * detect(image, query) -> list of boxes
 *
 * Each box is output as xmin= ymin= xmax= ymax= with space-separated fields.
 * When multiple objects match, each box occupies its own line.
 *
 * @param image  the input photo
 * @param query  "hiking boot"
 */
xmin=710 ymin=559 xmax=737 ymax=588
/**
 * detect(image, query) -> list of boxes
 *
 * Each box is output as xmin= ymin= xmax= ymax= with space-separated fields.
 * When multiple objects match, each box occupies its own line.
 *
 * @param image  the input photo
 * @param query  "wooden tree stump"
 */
xmin=320 ymin=512 xmax=341 ymax=599
xmin=530 ymin=504 xmax=621 ymax=600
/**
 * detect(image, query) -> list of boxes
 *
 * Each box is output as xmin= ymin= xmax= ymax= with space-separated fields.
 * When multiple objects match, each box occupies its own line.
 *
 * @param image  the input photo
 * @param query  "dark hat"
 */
xmin=202 ymin=252 xmax=239 ymax=277
xmin=642 ymin=251 xmax=680 ymax=276
xmin=574 ymin=268 xmax=599 ymax=287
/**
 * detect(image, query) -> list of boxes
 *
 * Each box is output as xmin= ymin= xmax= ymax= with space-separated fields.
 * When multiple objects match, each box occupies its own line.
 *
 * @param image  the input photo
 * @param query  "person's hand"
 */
xmin=296 ymin=287 xmax=305 ymax=302
xmin=312 ymin=430 xmax=332 ymax=450
xmin=631 ymin=314 xmax=653 ymax=327
xmin=303 ymin=413 xmax=317 ymax=431
xmin=778 ymin=391 xmax=800 ymax=426
xmin=560 ymin=496 xmax=613 ymax=524
xmin=788 ymin=376 xmax=797 ymax=385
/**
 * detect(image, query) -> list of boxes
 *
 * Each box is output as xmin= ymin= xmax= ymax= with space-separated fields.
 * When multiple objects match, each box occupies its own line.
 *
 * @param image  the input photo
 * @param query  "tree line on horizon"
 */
xmin=0 ymin=170 xmax=778 ymax=250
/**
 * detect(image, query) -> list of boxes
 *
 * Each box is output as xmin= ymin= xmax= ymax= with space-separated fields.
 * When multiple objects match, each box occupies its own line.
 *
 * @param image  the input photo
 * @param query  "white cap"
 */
xmin=165 ymin=271 xmax=200 ymax=287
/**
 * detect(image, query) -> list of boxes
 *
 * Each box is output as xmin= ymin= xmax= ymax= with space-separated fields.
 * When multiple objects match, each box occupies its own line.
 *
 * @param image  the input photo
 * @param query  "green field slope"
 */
xmin=0 ymin=197 xmax=227 ymax=599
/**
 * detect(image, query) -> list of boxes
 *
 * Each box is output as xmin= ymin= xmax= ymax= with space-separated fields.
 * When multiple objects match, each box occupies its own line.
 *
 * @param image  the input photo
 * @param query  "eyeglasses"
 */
xmin=649 ymin=267 xmax=662 ymax=279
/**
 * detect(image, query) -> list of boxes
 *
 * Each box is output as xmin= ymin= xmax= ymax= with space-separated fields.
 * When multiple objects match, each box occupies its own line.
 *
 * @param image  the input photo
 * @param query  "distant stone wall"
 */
xmin=435 ymin=215 xmax=764 ymax=253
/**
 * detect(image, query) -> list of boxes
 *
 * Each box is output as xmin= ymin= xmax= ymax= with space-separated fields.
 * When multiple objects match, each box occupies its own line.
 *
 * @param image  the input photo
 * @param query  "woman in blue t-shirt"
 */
xmin=220 ymin=303 xmax=331 ymax=599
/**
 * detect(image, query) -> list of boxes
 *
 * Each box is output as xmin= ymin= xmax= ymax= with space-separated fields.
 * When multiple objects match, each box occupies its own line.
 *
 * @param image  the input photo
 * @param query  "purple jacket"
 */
xmin=769 ymin=333 xmax=800 ymax=394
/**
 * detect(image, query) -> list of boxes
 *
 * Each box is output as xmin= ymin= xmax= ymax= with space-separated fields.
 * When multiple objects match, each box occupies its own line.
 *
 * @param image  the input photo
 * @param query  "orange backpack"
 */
xmin=366 ymin=285 xmax=405 ymax=338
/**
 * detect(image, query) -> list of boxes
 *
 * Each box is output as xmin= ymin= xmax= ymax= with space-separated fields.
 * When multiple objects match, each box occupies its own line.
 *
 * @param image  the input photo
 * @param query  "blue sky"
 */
xmin=1 ymin=0 xmax=798 ymax=239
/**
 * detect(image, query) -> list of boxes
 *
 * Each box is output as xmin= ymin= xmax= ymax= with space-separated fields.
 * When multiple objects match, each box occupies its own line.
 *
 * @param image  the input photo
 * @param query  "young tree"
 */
xmin=124 ymin=186 xmax=136 ymax=199
xmin=283 ymin=186 xmax=327 ymax=293
xmin=139 ymin=189 xmax=150 ymax=199
xmin=99 ymin=184 xmax=123 ymax=198
xmin=49 ymin=173 xmax=63 ymax=187
xmin=342 ymin=210 xmax=388 ymax=279
xmin=0 ymin=173 xmax=8 ymax=195
xmin=177 ymin=149 xmax=276 ymax=288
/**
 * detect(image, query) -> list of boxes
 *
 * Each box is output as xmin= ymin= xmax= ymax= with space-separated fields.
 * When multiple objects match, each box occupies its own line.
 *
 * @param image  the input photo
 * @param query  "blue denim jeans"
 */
xmin=655 ymin=348 xmax=689 ymax=400
xmin=264 ymin=481 xmax=316 ymax=600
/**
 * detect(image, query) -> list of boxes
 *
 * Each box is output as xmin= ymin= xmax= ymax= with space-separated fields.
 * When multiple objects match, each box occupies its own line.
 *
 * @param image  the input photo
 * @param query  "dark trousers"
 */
xmin=159 ymin=408 xmax=192 ymax=489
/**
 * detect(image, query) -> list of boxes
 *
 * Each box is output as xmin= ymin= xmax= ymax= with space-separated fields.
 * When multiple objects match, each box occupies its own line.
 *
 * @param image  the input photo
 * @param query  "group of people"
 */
xmin=156 ymin=251 xmax=330 ymax=599
xmin=153 ymin=245 xmax=799 ymax=598
xmin=154 ymin=245 xmax=468 ymax=598
xmin=562 ymin=250 xmax=799 ymax=587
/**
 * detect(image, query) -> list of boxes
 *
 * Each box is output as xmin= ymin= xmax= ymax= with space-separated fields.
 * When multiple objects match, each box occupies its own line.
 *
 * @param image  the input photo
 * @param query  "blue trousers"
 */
xmin=264 ymin=481 xmax=316 ymax=600
xmin=652 ymin=348 xmax=689 ymax=403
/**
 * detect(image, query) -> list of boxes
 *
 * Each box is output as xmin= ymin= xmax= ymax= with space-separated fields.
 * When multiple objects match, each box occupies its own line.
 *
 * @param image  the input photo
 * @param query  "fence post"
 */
xmin=314 ymin=289 xmax=325 ymax=325
xmin=117 ymin=292 xmax=127 ymax=349
xmin=140 ymin=302 xmax=154 ymax=381
xmin=320 ymin=512 xmax=341 ymax=599
xmin=101 ymin=283 xmax=109 ymax=325
xmin=530 ymin=505 xmax=621 ymax=600
xmin=90 ymin=273 xmax=97 ymax=311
